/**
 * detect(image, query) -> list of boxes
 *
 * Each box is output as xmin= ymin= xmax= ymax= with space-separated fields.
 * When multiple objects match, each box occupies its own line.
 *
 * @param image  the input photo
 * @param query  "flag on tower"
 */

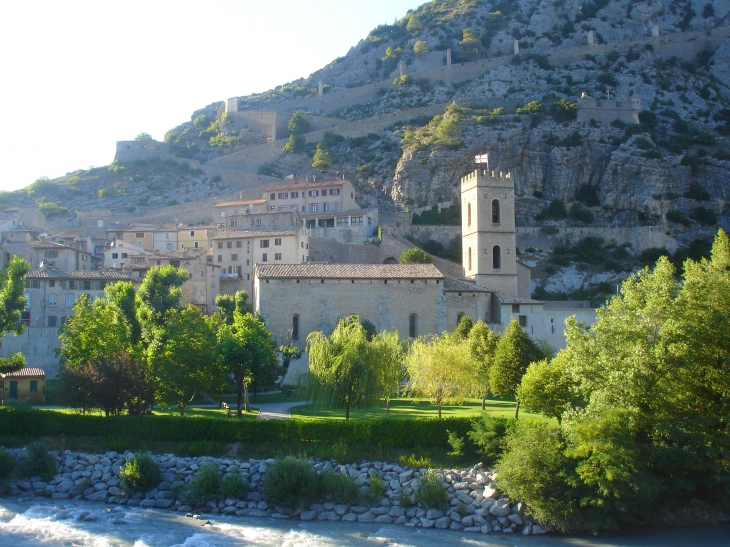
xmin=475 ymin=153 xmax=489 ymax=168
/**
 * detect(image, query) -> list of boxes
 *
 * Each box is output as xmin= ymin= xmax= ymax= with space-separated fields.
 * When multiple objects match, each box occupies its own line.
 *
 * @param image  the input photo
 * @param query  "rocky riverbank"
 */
xmin=4 ymin=448 xmax=552 ymax=536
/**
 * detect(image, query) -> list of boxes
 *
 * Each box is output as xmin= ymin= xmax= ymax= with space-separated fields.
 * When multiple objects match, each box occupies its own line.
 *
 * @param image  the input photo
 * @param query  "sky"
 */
xmin=0 ymin=0 xmax=422 ymax=193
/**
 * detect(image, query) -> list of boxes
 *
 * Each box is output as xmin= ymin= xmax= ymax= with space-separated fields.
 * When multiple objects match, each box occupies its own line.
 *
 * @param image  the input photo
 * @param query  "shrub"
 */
xmin=446 ymin=430 xmax=465 ymax=457
xmin=685 ymin=183 xmax=710 ymax=201
xmin=399 ymin=248 xmax=432 ymax=264
xmin=182 ymin=463 xmax=222 ymax=507
xmin=575 ymin=185 xmax=600 ymax=207
xmin=0 ymin=449 xmax=15 ymax=483
xmin=667 ymin=210 xmax=691 ymax=226
xmin=320 ymin=470 xmax=359 ymax=504
xmin=221 ymin=469 xmax=249 ymax=499
xmin=569 ymin=204 xmax=595 ymax=224
xmin=367 ymin=470 xmax=383 ymax=504
xmin=119 ymin=452 xmax=160 ymax=494
xmin=17 ymin=442 xmax=56 ymax=481
xmin=415 ymin=469 xmax=448 ymax=510
xmin=690 ymin=206 xmax=717 ymax=225
xmin=467 ymin=416 xmax=511 ymax=463
xmin=547 ymin=199 xmax=568 ymax=218
xmin=262 ymin=458 xmax=320 ymax=509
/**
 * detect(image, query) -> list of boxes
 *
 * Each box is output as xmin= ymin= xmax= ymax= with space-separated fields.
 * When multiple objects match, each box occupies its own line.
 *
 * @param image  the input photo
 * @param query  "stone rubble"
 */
xmin=4 ymin=448 xmax=554 ymax=535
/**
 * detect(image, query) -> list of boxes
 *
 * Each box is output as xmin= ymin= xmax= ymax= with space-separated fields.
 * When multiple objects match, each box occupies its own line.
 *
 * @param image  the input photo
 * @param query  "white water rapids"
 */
xmin=0 ymin=498 xmax=727 ymax=547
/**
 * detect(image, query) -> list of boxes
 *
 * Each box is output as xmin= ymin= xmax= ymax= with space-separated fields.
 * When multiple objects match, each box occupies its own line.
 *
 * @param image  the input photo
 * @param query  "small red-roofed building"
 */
xmin=1 ymin=367 xmax=45 ymax=404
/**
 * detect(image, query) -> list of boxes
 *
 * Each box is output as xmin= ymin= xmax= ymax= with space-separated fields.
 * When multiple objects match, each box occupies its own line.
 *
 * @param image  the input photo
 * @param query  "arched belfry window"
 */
xmin=467 ymin=203 xmax=472 ymax=227
xmin=493 ymin=245 xmax=501 ymax=269
xmin=468 ymin=247 xmax=472 ymax=270
xmin=292 ymin=314 xmax=300 ymax=340
xmin=409 ymin=314 xmax=417 ymax=338
xmin=492 ymin=199 xmax=500 ymax=224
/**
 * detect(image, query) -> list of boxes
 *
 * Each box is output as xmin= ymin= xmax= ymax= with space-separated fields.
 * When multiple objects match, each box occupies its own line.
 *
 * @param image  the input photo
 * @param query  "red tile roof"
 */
xmin=267 ymin=180 xmax=349 ymax=191
xmin=255 ymin=263 xmax=443 ymax=279
xmin=2 ymin=367 xmax=45 ymax=378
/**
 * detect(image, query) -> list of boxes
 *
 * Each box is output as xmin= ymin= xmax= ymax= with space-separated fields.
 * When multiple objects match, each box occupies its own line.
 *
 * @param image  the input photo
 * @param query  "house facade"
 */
xmin=0 ymin=367 xmax=45 ymax=404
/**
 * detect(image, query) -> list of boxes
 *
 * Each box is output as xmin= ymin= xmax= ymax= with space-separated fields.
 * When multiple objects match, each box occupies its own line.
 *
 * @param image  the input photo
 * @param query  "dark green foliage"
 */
xmin=399 ymin=248 xmax=432 ymax=264
xmin=690 ymin=206 xmax=717 ymax=225
xmin=221 ymin=469 xmax=250 ymax=499
xmin=257 ymin=162 xmax=282 ymax=178
xmin=263 ymin=458 xmax=320 ymax=509
xmin=667 ymin=210 xmax=691 ymax=226
xmin=418 ymin=238 xmax=461 ymax=262
xmin=537 ymin=199 xmax=568 ymax=220
xmin=0 ymin=448 xmax=15 ymax=488
xmin=575 ymin=185 xmax=600 ymax=207
xmin=0 ymin=408 xmax=473 ymax=449
xmin=703 ymin=3 xmax=715 ymax=18
xmin=638 ymin=110 xmax=657 ymax=130
xmin=640 ymin=247 xmax=671 ymax=265
xmin=685 ymin=183 xmax=710 ymax=201
xmin=180 ymin=463 xmax=221 ymax=506
xmin=550 ymin=99 xmax=578 ymax=123
xmin=569 ymin=204 xmax=594 ymax=224
xmin=119 ymin=451 xmax=160 ymax=494
xmin=320 ymin=469 xmax=359 ymax=504
xmin=453 ymin=315 xmax=474 ymax=340
xmin=415 ymin=469 xmax=448 ymax=510
xmin=467 ymin=416 xmax=511 ymax=464
xmin=18 ymin=442 xmax=56 ymax=481
xmin=411 ymin=202 xmax=461 ymax=225
xmin=597 ymin=72 xmax=618 ymax=87
xmin=177 ymin=440 xmax=227 ymax=458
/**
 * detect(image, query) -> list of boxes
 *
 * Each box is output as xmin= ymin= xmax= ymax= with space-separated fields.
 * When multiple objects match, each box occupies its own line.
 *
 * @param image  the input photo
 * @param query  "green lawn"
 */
xmin=289 ymin=397 xmax=545 ymax=421
xmin=37 ymin=406 xmax=259 ymax=419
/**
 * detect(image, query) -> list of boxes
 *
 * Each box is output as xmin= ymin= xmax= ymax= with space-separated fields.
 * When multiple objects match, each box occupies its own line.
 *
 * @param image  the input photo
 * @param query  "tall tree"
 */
xmin=490 ymin=318 xmax=543 ymax=419
xmin=0 ymin=257 xmax=30 ymax=373
xmin=516 ymin=354 xmax=581 ymax=424
xmin=149 ymin=306 xmax=223 ymax=414
xmin=216 ymin=312 xmax=278 ymax=416
xmin=137 ymin=266 xmax=188 ymax=342
xmin=370 ymin=330 xmax=405 ymax=417
xmin=215 ymin=290 xmax=251 ymax=324
xmin=406 ymin=332 xmax=473 ymax=418
xmin=304 ymin=316 xmax=380 ymax=420
xmin=467 ymin=321 xmax=500 ymax=409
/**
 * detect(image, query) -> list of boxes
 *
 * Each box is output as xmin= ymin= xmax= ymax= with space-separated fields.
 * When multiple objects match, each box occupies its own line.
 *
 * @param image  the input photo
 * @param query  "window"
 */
xmin=27 ymin=279 xmax=40 ymax=289
xmin=322 ymin=189 xmax=328 ymax=196
xmin=493 ymin=245 xmax=501 ymax=269
xmin=164 ymin=232 xmax=170 ymax=239
xmin=190 ymin=231 xmax=195 ymax=237
xmin=30 ymin=381 xmax=38 ymax=392
xmin=519 ymin=315 xmax=527 ymax=327
xmin=336 ymin=217 xmax=348 ymax=226
xmin=492 ymin=199 xmax=500 ymax=224
xmin=409 ymin=314 xmax=417 ymax=338
xmin=137 ymin=240 xmax=143 ymax=247
xmin=330 ymin=188 xmax=340 ymax=195
xmin=332 ymin=202 xmax=338 ymax=212
xmin=60 ymin=316 xmax=68 ymax=325
xmin=468 ymin=247 xmax=472 ymax=270
xmin=282 ymin=206 xmax=288 ymax=210
xmin=49 ymin=280 xmax=55 ymax=287
xmin=231 ymin=220 xmax=237 ymax=227
xmin=236 ymin=241 xmax=242 ymax=248
xmin=262 ymin=253 xmax=268 ymax=262
xmin=511 ymin=304 xmax=520 ymax=313
xmin=290 ymin=314 xmax=301 ymax=340
xmin=323 ymin=202 xmax=329 ymax=212
xmin=291 ymin=192 xmax=299 ymax=198
xmin=274 ymin=238 xmax=282 ymax=246
xmin=98 ymin=219 xmax=104 ymax=228
xmin=351 ymin=216 xmax=363 ymax=225
xmin=111 ymin=253 xmax=119 ymax=259
xmin=217 ymin=242 xmax=223 ymax=249
xmin=278 ymin=192 xmax=288 ymax=199
xmin=121 ymin=253 xmax=128 ymax=259
xmin=227 ymin=241 xmax=233 ymax=248
xmin=65 ymin=294 xmax=74 ymax=307
xmin=24 ymin=292 xmax=30 ymax=309
xmin=275 ymin=253 xmax=282 ymax=260
xmin=44 ymin=250 xmax=58 ymax=258
xmin=269 ymin=193 xmax=276 ymax=200
xmin=164 ymin=243 xmax=173 ymax=251
xmin=83 ymin=280 xmax=91 ymax=291
xmin=136 ymin=233 xmax=144 ymax=239
xmin=217 ymin=255 xmax=222 ymax=262
xmin=260 ymin=240 xmax=269 ymax=248
xmin=246 ymin=259 xmax=249 ymax=265
xmin=467 ymin=202 xmax=471 ymax=227
xmin=270 ymin=206 xmax=276 ymax=211
xmin=48 ymin=316 xmax=57 ymax=327
xmin=256 ymin=219 xmax=261 ymax=225
xmin=292 ymin=204 xmax=298 ymax=210
xmin=311 ymin=203 xmax=318 ymax=213
xmin=194 ymin=241 xmax=199 ymax=249
xmin=309 ymin=190 xmax=318 ymax=197
xmin=231 ymin=254 xmax=238 ymax=261
xmin=21 ymin=311 xmax=30 ymax=326
xmin=48 ymin=294 xmax=57 ymax=307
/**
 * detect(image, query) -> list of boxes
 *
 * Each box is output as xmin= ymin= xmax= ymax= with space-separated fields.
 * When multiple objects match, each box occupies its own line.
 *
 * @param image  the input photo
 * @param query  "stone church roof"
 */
xmin=442 ymin=276 xmax=492 ymax=293
xmin=255 ymin=263 xmax=443 ymax=280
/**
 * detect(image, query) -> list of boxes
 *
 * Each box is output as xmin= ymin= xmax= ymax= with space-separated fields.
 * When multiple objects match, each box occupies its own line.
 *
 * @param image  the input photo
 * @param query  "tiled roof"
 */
xmin=443 ymin=276 xmax=492 ymax=293
xmin=213 ymin=229 xmax=296 ymax=239
xmin=152 ymin=249 xmax=208 ymax=259
xmin=1 ymin=367 xmax=45 ymax=378
xmin=492 ymin=289 xmax=543 ymax=305
xmin=267 ymin=180 xmax=348 ymax=191
xmin=256 ymin=263 xmax=443 ymax=279
xmin=214 ymin=199 xmax=266 ymax=208
xmin=26 ymin=269 xmax=133 ymax=280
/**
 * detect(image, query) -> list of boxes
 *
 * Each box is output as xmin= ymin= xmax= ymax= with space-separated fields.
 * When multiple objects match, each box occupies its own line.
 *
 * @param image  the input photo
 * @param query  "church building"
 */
xmin=254 ymin=169 xmax=596 ymax=382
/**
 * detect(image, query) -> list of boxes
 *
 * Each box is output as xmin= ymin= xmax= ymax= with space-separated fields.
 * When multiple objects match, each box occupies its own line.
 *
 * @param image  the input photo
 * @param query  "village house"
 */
xmin=213 ymin=198 xmax=267 ymax=223
xmin=4 ymin=239 xmax=100 ymax=271
xmin=0 ymin=367 xmax=46 ymax=404
xmin=0 ymin=207 xmax=46 ymax=232
xmin=177 ymin=226 xmax=219 ymax=251
xmin=104 ymin=224 xmax=179 ymax=251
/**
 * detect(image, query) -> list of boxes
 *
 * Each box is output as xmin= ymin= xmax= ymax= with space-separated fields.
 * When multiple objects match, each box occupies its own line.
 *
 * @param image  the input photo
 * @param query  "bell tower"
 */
xmin=461 ymin=169 xmax=518 ymax=295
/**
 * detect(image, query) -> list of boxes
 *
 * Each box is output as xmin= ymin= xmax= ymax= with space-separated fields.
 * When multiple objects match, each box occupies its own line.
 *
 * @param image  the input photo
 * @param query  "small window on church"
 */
xmin=409 ymin=314 xmax=417 ymax=338
xmin=492 ymin=199 xmax=500 ymax=224
xmin=493 ymin=245 xmax=501 ymax=269
xmin=468 ymin=247 xmax=472 ymax=270
xmin=292 ymin=314 xmax=299 ymax=340
xmin=519 ymin=315 xmax=527 ymax=327
xmin=467 ymin=203 xmax=471 ymax=227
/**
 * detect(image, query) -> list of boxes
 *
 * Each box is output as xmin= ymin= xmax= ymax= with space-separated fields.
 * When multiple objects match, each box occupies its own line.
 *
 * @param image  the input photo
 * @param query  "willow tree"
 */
xmin=406 ymin=332 xmax=474 ymax=418
xmin=467 ymin=321 xmax=500 ymax=409
xmin=0 ymin=257 xmax=30 ymax=373
xmin=304 ymin=316 xmax=380 ymax=420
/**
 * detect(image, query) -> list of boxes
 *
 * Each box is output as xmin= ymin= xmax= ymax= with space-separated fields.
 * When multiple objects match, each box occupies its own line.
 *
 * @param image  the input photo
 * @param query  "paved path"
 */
xmin=256 ymin=401 xmax=306 ymax=420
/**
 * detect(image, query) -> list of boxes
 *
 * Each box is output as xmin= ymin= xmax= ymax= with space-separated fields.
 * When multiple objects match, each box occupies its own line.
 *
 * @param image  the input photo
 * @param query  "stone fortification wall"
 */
xmin=410 ymin=225 xmax=461 ymax=247
xmin=231 ymin=110 xmax=284 ymax=140
xmin=308 ymin=224 xmax=375 ymax=243
xmin=115 ymin=140 xmax=201 ymax=168
xmin=1 ymin=328 xmax=61 ymax=378
xmin=200 ymin=165 xmax=279 ymax=191
xmin=515 ymin=225 xmax=677 ymax=253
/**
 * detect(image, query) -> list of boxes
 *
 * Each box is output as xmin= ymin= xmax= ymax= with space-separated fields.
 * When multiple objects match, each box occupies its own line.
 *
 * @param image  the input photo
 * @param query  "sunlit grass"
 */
xmin=37 ymin=406 xmax=259 ymax=419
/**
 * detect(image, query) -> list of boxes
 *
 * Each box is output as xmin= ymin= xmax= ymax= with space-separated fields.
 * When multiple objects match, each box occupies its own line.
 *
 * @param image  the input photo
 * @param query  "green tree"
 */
xmin=215 ymin=312 xmax=279 ymax=416
xmin=0 ymin=257 xmax=30 ymax=374
xmin=490 ymin=318 xmax=543 ymax=419
xmin=215 ymin=291 xmax=251 ymax=324
xmin=137 ymin=266 xmax=188 ymax=342
xmin=304 ymin=316 xmax=380 ymax=420
xmin=149 ymin=306 xmax=222 ymax=414
xmin=399 ymin=248 xmax=432 ymax=264
xmin=312 ymin=143 xmax=333 ymax=172
xmin=413 ymin=40 xmax=429 ymax=54
xmin=287 ymin=112 xmax=310 ymax=135
xmin=517 ymin=353 xmax=581 ymax=423
xmin=467 ymin=321 xmax=500 ymax=409
xmin=406 ymin=332 xmax=473 ymax=418
xmin=283 ymin=134 xmax=305 ymax=153
xmin=370 ymin=330 xmax=405 ymax=417
xmin=453 ymin=315 xmax=474 ymax=339
xmin=135 ymin=133 xmax=153 ymax=141
xmin=406 ymin=14 xmax=423 ymax=34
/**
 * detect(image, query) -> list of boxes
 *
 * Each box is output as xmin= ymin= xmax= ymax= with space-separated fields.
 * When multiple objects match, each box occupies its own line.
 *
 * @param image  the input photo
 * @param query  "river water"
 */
xmin=0 ymin=498 xmax=728 ymax=547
